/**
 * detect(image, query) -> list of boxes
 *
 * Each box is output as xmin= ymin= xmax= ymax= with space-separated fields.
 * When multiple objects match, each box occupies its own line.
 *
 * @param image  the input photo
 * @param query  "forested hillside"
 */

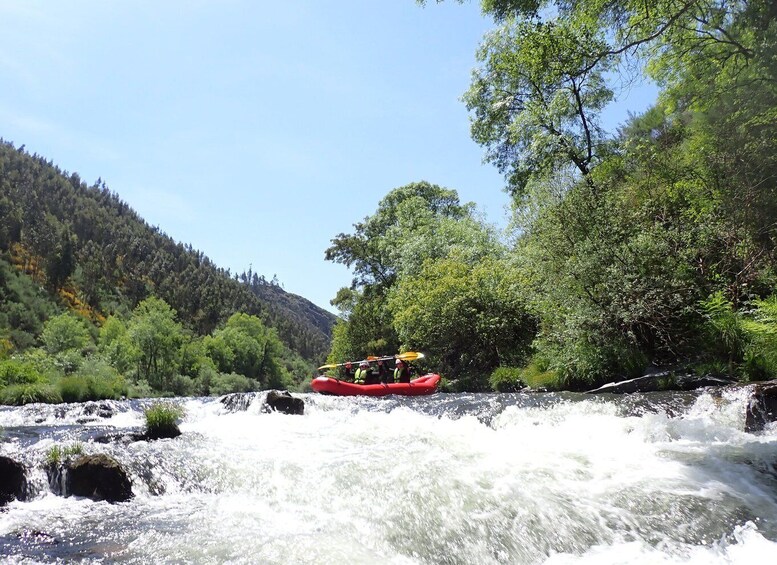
xmin=328 ymin=0 xmax=777 ymax=391
xmin=0 ymin=141 xmax=336 ymax=400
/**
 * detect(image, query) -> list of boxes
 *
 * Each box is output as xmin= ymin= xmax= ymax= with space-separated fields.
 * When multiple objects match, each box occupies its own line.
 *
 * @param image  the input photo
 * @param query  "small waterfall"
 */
xmin=219 ymin=392 xmax=262 ymax=413
xmin=45 ymin=463 xmax=68 ymax=498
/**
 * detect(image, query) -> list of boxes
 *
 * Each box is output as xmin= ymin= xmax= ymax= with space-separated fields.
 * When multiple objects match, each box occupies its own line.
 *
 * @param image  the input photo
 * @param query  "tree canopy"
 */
xmin=325 ymin=0 xmax=777 ymax=390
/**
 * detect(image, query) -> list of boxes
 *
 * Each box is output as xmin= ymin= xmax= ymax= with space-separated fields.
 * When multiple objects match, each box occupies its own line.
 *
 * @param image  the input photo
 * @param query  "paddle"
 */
xmin=317 ymin=351 xmax=424 ymax=371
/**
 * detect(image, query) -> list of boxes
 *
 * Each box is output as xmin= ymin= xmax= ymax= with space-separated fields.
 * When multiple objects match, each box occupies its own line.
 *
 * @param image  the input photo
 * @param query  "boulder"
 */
xmin=144 ymin=422 xmax=181 ymax=441
xmin=61 ymin=454 xmax=133 ymax=503
xmin=220 ymin=392 xmax=258 ymax=412
xmin=745 ymin=382 xmax=777 ymax=433
xmin=264 ymin=390 xmax=304 ymax=415
xmin=93 ymin=431 xmax=149 ymax=445
xmin=0 ymin=456 xmax=27 ymax=505
xmin=83 ymin=401 xmax=116 ymax=419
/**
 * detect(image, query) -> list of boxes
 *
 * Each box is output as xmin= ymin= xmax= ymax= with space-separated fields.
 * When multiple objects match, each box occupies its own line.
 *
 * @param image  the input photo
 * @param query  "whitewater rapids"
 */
xmin=1 ymin=388 xmax=776 ymax=564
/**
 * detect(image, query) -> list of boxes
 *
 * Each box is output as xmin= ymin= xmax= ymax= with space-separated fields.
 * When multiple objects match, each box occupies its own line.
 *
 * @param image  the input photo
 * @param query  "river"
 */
xmin=1 ymin=387 xmax=776 ymax=563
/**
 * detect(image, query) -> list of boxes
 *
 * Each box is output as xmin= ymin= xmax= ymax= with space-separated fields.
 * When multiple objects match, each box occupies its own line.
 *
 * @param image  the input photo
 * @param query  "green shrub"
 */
xmin=127 ymin=379 xmax=155 ymax=399
xmin=518 ymin=360 xmax=561 ymax=391
xmin=700 ymin=292 xmax=747 ymax=371
xmin=531 ymin=334 xmax=647 ymax=390
xmin=58 ymin=358 xmax=127 ymax=402
xmin=58 ymin=375 xmax=125 ymax=403
xmin=167 ymin=374 xmax=196 ymax=397
xmin=692 ymin=359 xmax=729 ymax=377
xmin=144 ymin=402 xmax=185 ymax=438
xmin=209 ymin=372 xmax=255 ymax=396
xmin=489 ymin=367 xmax=525 ymax=392
xmin=0 ymin=383 xmax=62 ymax=405
xmin=15 ymin=349 xmax=61 ymax=380
xmin=53 ymin=350 xmax=84 ymax=375
xmin=193 ymin=365 xmax=218 ymax=396
xmin=0 ymin=358 xmax=44 ymax=387
xmin=740 ymin=295 xmax=777 ymax=381
xmin=58 ymin=375 xmax=90 ymax=402
xmin=741 ymin=350 xmax=777 ymax=382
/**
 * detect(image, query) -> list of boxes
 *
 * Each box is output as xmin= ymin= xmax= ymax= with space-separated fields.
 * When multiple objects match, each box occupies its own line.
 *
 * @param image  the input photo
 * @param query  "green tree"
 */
xmin=41 ymin=312 xmax=90 ymax=354
xmin=98 ymin=315 xmax=134 ymax=375
xmin=325 ymin=181 xmax=500 ymax=363
xmin=389 ymin=254 xmax=535 ymax=389
xmin=205 ymin=313 xmax=286 ymax=389
xmin=126 ymin=297 xmax=183 ymax=391
xmin=464 ymin=17 xmax=613 ymax=197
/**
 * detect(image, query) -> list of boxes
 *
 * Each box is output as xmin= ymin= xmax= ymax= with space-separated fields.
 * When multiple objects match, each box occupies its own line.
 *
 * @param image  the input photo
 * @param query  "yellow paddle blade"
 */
xmin=396 ymin=351 xmax=424 ymax=362
xmin=317 ymin=363 xmax=338 ymax=371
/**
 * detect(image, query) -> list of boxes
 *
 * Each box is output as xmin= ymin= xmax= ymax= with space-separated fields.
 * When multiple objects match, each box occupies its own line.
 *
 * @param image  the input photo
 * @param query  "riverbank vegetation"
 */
xmin=0 ymin=297 xmax=297 ymax=404
xmin=327 ymin=0 xmax=777 ymax=391
xmin=0 ymin=138 xmax=340 ymax=403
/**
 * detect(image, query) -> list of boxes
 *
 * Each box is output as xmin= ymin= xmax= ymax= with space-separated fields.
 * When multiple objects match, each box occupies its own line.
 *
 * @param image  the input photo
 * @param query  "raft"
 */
xmin=311 ymin=373 xmax=441 ymax=396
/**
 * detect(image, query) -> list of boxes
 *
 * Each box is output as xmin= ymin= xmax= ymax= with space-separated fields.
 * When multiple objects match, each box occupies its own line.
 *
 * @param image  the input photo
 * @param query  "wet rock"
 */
xmin=220 ymin=392 xmax=258 ymax=412
xmin=75 ymin=417 xmax=100 ymax=425
xmin=0 ymin=456 xmax=27 ymax=505
xmin=52 ymin=454 xmax=133 ymax=503
xmin=93 ymin=431 xmax=147 ymax=445
xmin=94 ymin=424 xmax=179 ymax=443
xmin=745 ymin=382 xmax=777 ymax=433
xmin=83 ymin=401 xmax=116 ymax=419
xmin=263 ymin=390 xmax=304 ymax=415
xmin=144 ymin=421 xmax=181 ymax=441
xmin=587 ymin=370 xmax=735 ymax=394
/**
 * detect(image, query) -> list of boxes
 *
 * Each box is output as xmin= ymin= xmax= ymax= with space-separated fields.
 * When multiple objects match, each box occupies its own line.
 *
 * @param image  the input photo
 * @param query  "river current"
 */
xmin=1 ymin=387 xmax=776 ymax=564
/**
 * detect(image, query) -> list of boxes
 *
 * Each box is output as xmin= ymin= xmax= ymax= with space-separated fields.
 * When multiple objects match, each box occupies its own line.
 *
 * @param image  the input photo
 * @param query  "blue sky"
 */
xmin=0 ymin=1 xmax=655 ymax=314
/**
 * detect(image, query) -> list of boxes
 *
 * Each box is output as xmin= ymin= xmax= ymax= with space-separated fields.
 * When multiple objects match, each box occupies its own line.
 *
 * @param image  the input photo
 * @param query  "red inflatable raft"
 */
xmin=311 ymin=373 xmax=441 ymax=396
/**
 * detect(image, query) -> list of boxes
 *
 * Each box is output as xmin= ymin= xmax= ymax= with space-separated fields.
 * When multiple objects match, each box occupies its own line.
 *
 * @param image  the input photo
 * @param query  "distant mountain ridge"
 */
xmin=0 ymin=139 xmax=336 ymax=363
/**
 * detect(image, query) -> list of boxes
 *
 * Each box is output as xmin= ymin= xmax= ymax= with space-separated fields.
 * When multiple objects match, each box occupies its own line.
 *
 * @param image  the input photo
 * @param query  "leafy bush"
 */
xmin=518 ymin=359 xmax=561 ymax=391
xmin=167 ymin=374 xmax=195 ymax=397
xmin=57 ymin=375 xmax=125 ymax=403
xmin=0 ymin=383 xmax=62 ymax=405
xmin=740 ymin=295 xmax=777 ymax=381
xmin=209 ymin=372 xmax=255 ymax=396
xmin=127 ymin=379 xmax=155 ymax=399
xmin=700 ymin=292 xmax=746 ymax=372
xmin=144 ymin=402 xmax=184 ymax=438
xmin=42 ymin=313 xmax=90 ymax=354
xmin=193 ymin=365 xmax=217 ymax=396
xmin=531 ymin=334 xmax=647 ymax=390
xmin=15 ymin=348 xmax=61 ymax=380
xmin=692 ymin=359 xmax=729 ymax=377
xmin=0 ymin=358 xmax=44 ymax=387
xmin=58 ymin=358 xmax=127 ymax=402
xmin=58 ymin=375 xmax=90 ymax=402
xmin=53 ymin=350 xmax=84 ymax=375
xmin=489 ymin=367 xmax=524 ymax=392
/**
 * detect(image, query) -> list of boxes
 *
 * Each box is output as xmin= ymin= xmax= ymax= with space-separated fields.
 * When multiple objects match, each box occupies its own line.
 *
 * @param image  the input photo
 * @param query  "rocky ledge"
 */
xmin=1 ymin=390 xmax=306 ymax=507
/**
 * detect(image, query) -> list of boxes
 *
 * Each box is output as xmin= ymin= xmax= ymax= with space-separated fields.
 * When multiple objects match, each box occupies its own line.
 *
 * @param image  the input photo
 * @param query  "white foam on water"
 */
xmin=1 ymin=390 xmax=776 ymax=563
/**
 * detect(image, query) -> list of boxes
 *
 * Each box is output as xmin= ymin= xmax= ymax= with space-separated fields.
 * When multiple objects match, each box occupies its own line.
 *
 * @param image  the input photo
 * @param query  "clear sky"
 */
xmin=0 ymin=1 xmax=655 ymax=314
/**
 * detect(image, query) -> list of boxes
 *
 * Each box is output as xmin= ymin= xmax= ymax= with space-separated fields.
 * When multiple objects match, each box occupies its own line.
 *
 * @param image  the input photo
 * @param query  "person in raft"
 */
xmin=342 ymin=361 xmax=354 ymax=381
xmin=354 ymin=360 xmax=371 ymax=385
xmin=394 ymin=359 xmax=411 ymax=383
xmin=376 ymin=358 xmax=389 ymax=384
